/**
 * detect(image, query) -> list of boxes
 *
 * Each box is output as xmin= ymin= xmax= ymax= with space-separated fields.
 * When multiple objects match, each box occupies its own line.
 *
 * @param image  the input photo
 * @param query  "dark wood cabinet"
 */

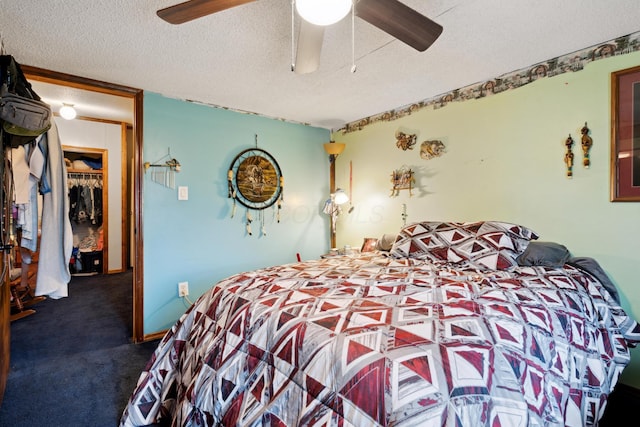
xmin=0 ymin=265 xmax=9 ymax=405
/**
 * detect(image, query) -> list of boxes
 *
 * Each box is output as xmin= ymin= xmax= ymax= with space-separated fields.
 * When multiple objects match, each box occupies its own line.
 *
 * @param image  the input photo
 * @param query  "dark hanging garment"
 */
xmin=0 ymin=55 xmax=52 ymax=148
xmin=68 ymin=183 xmax=79 ymax=222
xmin=92 ymin=186 xmax=103 ymax=226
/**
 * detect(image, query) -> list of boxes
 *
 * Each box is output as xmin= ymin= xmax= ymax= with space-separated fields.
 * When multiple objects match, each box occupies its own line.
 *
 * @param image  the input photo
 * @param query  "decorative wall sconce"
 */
xmin=581 ymin=122 xmax=593 ymax=168
xmin=564 ymin=134 xmax=574 ymax=178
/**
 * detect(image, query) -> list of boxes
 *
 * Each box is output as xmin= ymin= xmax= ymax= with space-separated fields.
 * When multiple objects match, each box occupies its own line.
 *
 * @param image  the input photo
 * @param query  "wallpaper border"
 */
xmin=338 ymin=31 xmax=640 ymax=134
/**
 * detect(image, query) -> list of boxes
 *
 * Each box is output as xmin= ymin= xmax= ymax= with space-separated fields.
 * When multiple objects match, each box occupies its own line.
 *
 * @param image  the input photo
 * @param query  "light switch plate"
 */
xmin=178 ymin=186 xmax=188 ymax=200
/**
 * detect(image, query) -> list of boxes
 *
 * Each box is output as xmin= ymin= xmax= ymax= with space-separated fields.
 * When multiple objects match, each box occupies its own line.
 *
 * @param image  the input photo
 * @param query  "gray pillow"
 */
xmin=568 ymin=256 xmax=621 ymax=304
xmin=516 ymin=241 xmax=571 ymax=267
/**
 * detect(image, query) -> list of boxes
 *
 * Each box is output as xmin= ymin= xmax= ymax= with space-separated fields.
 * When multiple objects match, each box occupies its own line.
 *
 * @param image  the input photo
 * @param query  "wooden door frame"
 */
xmin=22 ymin=66 xmax=146 ymax=343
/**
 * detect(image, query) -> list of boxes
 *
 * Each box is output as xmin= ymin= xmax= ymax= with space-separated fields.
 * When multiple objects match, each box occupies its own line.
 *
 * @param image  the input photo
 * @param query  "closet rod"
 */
xmin=67 ymin=169 xmax=102 ymax=175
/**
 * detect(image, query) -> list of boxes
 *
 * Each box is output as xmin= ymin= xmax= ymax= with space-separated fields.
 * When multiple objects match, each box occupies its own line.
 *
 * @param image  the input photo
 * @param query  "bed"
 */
xmin=120 ymin=221 xmax=640 ymax=426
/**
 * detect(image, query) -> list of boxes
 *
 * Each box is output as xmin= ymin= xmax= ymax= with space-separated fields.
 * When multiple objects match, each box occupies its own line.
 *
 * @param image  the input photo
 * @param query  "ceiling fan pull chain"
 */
xmin=351 ymin=1 xmax=357 ymax=73
xmin=290 ymin=0 xmax=296 ymax=71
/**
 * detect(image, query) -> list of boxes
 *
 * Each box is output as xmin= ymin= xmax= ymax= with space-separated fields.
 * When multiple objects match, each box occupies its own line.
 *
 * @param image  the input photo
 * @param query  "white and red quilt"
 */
xmin=120 ymin=252 xmax=639 ymax=426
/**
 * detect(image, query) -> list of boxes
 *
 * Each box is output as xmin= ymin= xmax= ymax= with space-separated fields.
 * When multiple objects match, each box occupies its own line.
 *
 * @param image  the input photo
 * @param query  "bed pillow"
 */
xmin=390 ymin=220 xmax=538 ymax=270
xmin=375 ymin=233 xmax=397 ymax=251
xmin=567 ymin=256 xmax=621 ymax=303
xmin=516 ymin=241 xmax=571 ymax=267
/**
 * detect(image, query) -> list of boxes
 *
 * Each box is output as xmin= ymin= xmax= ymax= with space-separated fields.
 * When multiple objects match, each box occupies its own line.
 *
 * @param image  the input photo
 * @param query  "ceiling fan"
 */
xmin=157 ymin=0 xmax=443 ymax=74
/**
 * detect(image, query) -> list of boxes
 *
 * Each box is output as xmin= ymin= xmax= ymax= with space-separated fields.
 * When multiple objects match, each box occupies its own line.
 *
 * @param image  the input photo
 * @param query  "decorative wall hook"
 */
xmin=581 ymin=122 xmax=593 ymax=168
xmin=143 ymin=148 xmax=181 ymax=172
xmin=564 ymin=134 xmax=574 ymax=178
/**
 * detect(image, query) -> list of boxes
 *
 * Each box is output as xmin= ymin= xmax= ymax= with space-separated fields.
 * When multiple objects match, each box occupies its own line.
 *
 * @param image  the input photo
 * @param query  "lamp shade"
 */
xmin=333 ymin=188 xmax=349 ymax=205
xmin=323 ymin=142 xmax=345 ymax=156
xmin=296 ymin=0 xmax=351 ymax=26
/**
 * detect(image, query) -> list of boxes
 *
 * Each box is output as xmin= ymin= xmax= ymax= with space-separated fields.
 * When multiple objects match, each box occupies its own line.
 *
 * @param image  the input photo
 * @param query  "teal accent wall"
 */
xmin=332 ymin=52 xmax=640 ymax=387
xmin=143 ymin=93 xmax=330 ymax=333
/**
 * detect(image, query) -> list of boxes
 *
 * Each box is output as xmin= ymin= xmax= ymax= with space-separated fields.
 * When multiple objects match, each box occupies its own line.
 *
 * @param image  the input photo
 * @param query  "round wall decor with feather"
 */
xmin=228 ymin=148 xmax=283 ymax=210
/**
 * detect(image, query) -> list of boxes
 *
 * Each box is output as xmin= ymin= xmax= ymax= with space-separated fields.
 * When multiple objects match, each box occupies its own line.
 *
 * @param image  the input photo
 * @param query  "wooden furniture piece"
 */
xmin=9 ymin=244 xmax=44 ymax=322
xmin=0 ymin=243 xmax=43 ymax=406
xmin=0 ymin=255 xmax=9 ymax=406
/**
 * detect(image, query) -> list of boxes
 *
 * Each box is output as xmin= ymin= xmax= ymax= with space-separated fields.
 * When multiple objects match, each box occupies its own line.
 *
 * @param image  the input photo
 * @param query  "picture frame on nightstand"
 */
xmin=361 ymin=237 xmax=379 ymax=252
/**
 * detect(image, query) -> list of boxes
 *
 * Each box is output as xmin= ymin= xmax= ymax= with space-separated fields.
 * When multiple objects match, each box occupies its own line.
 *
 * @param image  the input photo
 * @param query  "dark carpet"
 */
xmin=0 ymin=270 xmax=159 ymax=426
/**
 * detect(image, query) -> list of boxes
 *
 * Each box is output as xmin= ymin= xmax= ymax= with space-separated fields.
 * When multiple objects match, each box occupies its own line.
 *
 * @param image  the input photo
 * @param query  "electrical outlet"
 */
xmin=178 ymin=281 xmax=189 ymax=297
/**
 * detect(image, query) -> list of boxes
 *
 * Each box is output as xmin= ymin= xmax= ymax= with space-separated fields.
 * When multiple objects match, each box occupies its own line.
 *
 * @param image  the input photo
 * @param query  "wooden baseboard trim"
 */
xmin=142 ymin=330 xmax=167 ymax=342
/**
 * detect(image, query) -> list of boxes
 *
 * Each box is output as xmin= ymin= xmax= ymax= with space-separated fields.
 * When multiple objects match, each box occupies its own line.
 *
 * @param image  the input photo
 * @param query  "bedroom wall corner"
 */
xmin=142 ymin=92 xmax=330 ymax=333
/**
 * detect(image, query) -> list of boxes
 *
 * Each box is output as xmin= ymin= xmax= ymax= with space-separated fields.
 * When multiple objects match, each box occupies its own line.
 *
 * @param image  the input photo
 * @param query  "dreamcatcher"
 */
xmin=227 ymin=140 xmax=283 ymax=236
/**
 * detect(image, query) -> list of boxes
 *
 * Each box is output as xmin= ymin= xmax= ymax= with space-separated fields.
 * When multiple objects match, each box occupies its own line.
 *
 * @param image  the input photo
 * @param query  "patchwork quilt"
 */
xmin=120 ymin=252 xmax=639 ymax=426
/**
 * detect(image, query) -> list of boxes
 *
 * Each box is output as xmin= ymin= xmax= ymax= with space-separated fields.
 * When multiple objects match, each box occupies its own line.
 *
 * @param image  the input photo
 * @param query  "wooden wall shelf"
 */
xmin=66 ymin=169 xmax=103 ymax=174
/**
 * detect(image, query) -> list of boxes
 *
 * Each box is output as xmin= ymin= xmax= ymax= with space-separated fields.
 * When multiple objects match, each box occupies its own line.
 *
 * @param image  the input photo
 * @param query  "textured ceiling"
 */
xmin=1 ymin=0 xmax=640 ymax=129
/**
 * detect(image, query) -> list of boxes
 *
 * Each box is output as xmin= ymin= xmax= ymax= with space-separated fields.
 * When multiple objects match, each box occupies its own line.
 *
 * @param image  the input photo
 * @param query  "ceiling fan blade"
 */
xmin=294 ymin=20 xmax=324 ymax=74
xmin=355 ymin=0 xmax=443 ymax=51
xmin=157 ymin=0 xmax=256 ymax=24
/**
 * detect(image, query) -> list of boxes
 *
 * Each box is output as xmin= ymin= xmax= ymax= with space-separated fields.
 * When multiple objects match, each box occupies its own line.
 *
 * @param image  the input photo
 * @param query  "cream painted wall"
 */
xmin=332 ymin=52 xmax=640 ymax=386
xmin=56 ymin=117 xmax=124 ymax=272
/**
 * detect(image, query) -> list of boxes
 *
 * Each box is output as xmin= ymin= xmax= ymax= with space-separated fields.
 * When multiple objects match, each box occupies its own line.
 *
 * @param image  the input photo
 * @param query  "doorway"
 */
xmin=22 ymin=66 xmax=146 ymax=343
xmin=64 ymin=146 xmax=107 ymax=275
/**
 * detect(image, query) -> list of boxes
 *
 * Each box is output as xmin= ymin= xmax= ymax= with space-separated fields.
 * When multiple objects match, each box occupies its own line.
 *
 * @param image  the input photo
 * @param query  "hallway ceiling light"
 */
xmin=295 ymin=0 xmax=351 ymax=26
xmin=60 ymin=103 xmax=77 ymax=120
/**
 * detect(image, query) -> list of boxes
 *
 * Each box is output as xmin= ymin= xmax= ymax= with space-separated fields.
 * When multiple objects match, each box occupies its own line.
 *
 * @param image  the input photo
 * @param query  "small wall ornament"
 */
xmin=395 ymin=131 xmax=417 ymax=151
xmin=390 ymin=166 xmax=415 ymax=197
xmin=564 ymin=134 xmax=574 ymax=178
xmin=420 ymin=140 xmax=446 ymax=160
xmin=581 ymin=122 xmax=593 ymax=168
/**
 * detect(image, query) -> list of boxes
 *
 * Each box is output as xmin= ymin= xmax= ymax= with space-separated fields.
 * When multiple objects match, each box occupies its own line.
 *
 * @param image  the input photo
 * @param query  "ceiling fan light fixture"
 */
xmin=296 ymin=0 xmax=351 ymax=26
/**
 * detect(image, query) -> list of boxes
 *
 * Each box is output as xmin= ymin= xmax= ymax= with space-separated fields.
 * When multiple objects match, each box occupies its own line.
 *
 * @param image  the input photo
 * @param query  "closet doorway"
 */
xmin=23 ymin=66 xmax=146 ymax=343
xmin=64 ymin=147 xmax=107 ymax=276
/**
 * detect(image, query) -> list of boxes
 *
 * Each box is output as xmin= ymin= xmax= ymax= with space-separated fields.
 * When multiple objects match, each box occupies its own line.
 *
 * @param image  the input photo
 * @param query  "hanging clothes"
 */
xmin=35 ymin=119 xmax=73 ymax=299
xmin=68 ymin=173 xmax=103 ymax=226
xmin=68 ymin=180 xmax=79 ymax=221
xmin=10 ymin=141 xmax=42 ymax=252
xmin=91 ymin=183 xmax=103 ymax=226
